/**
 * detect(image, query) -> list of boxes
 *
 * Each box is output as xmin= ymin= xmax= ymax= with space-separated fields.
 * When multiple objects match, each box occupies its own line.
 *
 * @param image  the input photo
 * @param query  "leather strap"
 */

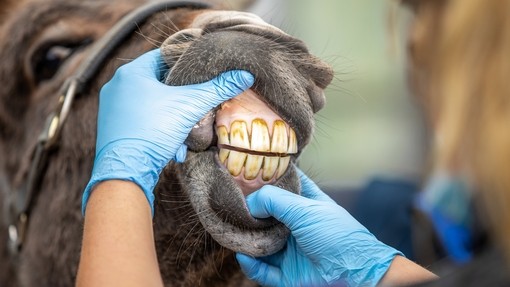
xmin=4 ymin=0 xmax=211 ymax=255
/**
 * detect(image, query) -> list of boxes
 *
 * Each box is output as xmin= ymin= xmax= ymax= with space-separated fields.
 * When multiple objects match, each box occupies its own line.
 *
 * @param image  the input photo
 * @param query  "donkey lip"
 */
xmin=183 ymin=150 xmax=288 ymax=256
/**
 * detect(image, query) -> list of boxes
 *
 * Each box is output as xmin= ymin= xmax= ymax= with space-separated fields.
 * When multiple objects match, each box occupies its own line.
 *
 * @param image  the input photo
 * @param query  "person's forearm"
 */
xmin=76 ymin=180 xmax=163 ymax=287
xmin=378 ymin=255 xmax=438 ymax=287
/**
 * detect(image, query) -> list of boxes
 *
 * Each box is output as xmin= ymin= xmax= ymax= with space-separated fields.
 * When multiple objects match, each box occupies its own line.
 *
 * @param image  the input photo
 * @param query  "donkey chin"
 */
xmin=159 ymin=11 xmax=333 ymax=257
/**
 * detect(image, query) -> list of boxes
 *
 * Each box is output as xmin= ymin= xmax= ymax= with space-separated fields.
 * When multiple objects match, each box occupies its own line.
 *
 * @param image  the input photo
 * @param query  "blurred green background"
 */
xmin=247 ymin=0 xmax=428 ymax=189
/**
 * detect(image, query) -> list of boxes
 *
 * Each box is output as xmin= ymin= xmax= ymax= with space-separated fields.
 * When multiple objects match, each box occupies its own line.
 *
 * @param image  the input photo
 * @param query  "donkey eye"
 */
xmin=32 ymin=39 xmax=91 ymax=84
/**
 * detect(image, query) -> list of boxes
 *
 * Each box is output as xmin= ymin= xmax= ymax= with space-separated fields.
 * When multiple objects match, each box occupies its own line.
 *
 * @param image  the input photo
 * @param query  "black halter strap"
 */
xmin=5 ymin=0 xmax=210 ymax=255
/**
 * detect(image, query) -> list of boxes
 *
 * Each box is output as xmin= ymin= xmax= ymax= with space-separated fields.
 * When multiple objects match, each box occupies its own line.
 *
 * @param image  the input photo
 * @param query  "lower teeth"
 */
xmin=219 ymin=148 xmax=290 ymax=181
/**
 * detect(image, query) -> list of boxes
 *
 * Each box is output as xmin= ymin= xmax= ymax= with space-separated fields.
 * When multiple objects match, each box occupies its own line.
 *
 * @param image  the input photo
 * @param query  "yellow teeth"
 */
xmin=276 ymin=156 xmax=290 ymax=179
xmin=230 ymin=121 xmax=250 ymax=149
xmin=217 ymin=126 xmax=230 ymax=163
xmin=271 ymin=120 xmax=288 ymax=154
xmin=216 ymin=119 xmax=297 ymax=180
xmin=288 ymin=129 xmax=298 ymax=154
xmin=262 ymin=156 xmax=279 ymax=181
xmin=217 ymin=126 xmax=229 ymax=145
xmin=245 ymin=154 xmax=264 ymax=180
xmin=227 ymin=150 xmax=246 ymax=176
xmin=250 ymin=119 xmax=270 ymax=152
xmin=219 ymin=149 xmax=230 ymax=164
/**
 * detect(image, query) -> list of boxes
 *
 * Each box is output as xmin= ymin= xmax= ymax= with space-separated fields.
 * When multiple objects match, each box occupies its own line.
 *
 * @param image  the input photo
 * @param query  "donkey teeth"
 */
xmin=262 ymin=156 xmax=279 ymax=181
xmin=230 ymin=121 xmax=250 ymax=149
xmin=288 ymin=128 xmax=297 ymax=154
xmin=217 ymin=126 xmax=230 ymax=164
xmin=220 ymin=149 xmax=290 ymax=181
xmin=227 ymin=150 xmax=246 ymax=176
xmin=245 ymin=154 xmax=264 ymax=180
xmin=216 ymin=119 xmax=297 ymax=153
xmin=217 ymin=126 xmax=230 ymax=145
xmin=250 ymin=119 xmax=270 ymax=152
xmin=219 ymin=149 xmax=230 ymax=164
xmin=216 ymin=119 xmax=298 ymax=180
xmin=245 ymin=120 xmax=272 ymax=180
xmin=271 ymin=120 xmax=288 ymax=153
xmin=276 ymin=156 xmax=291 ymax=179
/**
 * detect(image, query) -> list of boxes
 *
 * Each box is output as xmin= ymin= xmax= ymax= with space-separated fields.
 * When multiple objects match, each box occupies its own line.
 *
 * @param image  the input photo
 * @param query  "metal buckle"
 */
xmin=8 ymin=213 xmax=27 ymax=254
xmin=44 ymin=78 xmax=79 ymax=149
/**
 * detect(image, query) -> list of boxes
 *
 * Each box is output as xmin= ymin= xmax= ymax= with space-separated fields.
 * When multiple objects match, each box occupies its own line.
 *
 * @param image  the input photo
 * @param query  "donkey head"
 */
xmin=159 ymin=10 xmax=333 ymax=256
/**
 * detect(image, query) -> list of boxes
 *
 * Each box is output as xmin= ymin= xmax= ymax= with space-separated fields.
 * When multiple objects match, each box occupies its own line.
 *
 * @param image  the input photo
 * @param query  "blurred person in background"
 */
xmin=402 ymin=0 xmax=510 ymax=283
xmin=238 ymin=0 xmax=510 ymax=285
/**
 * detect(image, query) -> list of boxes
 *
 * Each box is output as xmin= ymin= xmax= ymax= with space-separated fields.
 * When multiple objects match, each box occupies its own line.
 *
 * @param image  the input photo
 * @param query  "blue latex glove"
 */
xmin=236 ymin=170 xmax=403 ymax=287
xmin=82 ymin=48 xmax=254 ymax=214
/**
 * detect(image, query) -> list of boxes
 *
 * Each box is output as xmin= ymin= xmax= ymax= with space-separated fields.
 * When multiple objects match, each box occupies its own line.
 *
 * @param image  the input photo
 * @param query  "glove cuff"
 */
xmin=319 ymin=237 xmax=403 ymax=287
xmin=353 ymin=247 xmax=403 ymax=287
xmin=82 ymin=143 xmax=164 ymax=216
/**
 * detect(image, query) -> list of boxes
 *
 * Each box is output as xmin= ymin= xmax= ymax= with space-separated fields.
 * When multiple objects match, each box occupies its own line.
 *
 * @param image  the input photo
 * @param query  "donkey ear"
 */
xmin=209 ymin=0 xmax=256 ymax=11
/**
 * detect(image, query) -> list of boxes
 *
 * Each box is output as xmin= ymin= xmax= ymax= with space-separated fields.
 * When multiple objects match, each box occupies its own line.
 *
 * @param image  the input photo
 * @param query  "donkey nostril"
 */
xmin=215 ymin=89 xmax=297 ymax=195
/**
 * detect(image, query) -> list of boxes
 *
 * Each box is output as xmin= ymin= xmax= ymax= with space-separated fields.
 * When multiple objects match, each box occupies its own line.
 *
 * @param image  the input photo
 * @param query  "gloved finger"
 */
xmin=171 ymin=70 xmax=253 ymax=126
xmin=236 ymin=253 xmax=282 ymax=287
xmin=117 ymin=48 xmax=168 ymax=80
xmin=200 ymin=70 xmax=255 ymax=102
xmin=246 ymin=185 xmax=315 ymax=229
xmin=174 ymin=144 xmax=188 ymax=163
xmin=296 ymin=168 xmax=335 ymax=203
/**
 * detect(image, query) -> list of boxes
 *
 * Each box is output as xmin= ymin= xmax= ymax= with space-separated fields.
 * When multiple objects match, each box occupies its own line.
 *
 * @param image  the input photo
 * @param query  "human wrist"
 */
xmin=377 ymin=255 xmax=437 ymax=287
xmin=78 ymin=180 xmax=162 ymax=287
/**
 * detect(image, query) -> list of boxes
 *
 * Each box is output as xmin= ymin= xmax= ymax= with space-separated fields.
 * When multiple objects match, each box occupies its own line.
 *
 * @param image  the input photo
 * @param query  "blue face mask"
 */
xmin=415 ymin=170 xmax=474 ymax=263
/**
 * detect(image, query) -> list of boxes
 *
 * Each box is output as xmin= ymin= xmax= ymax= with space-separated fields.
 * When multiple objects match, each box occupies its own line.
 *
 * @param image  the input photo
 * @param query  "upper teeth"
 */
xmin=216 ymin=119 xmax=297 ymax=181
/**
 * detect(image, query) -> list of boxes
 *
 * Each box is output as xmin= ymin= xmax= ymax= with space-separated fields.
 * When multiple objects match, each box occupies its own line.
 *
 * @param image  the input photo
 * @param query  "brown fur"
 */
xmin=0 ymin=0 xmax=333 ymax=286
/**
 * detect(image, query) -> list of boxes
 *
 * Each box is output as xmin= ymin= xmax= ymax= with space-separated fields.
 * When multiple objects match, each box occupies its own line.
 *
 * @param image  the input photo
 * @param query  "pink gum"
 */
xmin=233 ymin=173 xmax=277 ymax=197
xmin=216 ymin=89 xmax=288 ymax=135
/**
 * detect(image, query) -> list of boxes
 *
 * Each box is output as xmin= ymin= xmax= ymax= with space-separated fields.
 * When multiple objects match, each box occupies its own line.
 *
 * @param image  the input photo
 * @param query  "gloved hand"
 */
xmin=82 ymin=48 xmax=254 ymax=214
xmin=236 ymin=170 xmax=402 ymax=287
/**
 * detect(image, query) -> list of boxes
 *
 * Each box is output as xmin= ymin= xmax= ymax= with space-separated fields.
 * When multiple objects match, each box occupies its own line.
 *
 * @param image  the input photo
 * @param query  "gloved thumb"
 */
xmin=203 ymin=70 xmax=255 ymax=102
xmin=236 ymin=253 xmax=282 ymax=287
xmin=119 ymin=48 xmax=167 ymax=80
xmin=174 ymin=144 xmax=188 ymax=163
xmin=174 ymin=70 xmax=254 ymax=127
xmin=245 ymin=185 xmax=316 ymax=230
